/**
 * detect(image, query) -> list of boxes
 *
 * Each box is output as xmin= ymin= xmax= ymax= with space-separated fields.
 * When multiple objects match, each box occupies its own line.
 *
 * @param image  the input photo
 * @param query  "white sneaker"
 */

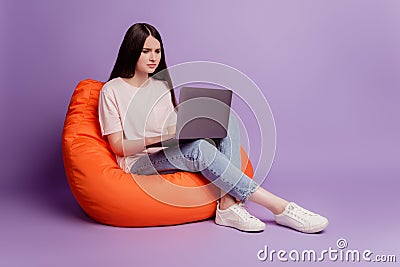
xmin=275 ymin=202 xmax=329 ymax=233
xmin=215 ymin=202 xmax=266 ymax=232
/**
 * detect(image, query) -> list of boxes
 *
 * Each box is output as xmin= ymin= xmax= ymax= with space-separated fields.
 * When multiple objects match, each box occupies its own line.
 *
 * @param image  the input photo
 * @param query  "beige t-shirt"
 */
xmin=98 ymin=77 xmax=177 ymax=173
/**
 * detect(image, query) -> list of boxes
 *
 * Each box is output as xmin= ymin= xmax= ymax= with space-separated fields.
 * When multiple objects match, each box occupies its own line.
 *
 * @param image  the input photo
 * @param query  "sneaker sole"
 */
xmin=277 ymin=220 xmax=329 ymax=234
xmin=304 ymin=220 xmax=329 ymax=233
xmin=215 ymin=217 xmax=266 ymax=233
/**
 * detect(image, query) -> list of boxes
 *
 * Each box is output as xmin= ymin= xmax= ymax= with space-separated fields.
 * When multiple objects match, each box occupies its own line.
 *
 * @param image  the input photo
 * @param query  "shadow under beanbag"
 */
xmin=62 ymin=79 xmax=254 ymax=227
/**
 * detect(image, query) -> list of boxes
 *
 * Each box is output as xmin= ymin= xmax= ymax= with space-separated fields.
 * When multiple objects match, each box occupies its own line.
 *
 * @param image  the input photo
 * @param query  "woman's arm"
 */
xmin=106 ymin=131 xmax=175 ymax=157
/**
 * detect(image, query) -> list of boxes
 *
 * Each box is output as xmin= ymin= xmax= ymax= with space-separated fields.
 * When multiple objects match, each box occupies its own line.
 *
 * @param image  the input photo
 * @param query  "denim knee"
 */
xmin=188 ymin=139 xmax=218 ymax=159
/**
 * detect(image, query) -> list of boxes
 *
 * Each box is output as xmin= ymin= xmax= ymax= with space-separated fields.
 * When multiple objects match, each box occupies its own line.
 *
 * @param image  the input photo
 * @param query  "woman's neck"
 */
xmin=125 ymin=72 xmax=150 ymax=87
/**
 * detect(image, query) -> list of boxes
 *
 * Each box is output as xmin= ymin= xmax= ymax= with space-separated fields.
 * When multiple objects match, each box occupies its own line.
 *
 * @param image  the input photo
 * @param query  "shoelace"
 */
xmin=288 ymin=204 xmax=316 ymax=221
xmin=233 ymin=203 xmax=258 ymax=221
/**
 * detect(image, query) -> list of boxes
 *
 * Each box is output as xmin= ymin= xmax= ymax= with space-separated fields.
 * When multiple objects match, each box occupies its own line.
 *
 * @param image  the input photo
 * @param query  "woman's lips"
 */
xmin=148 ymin=64 xmax=157 ymax=68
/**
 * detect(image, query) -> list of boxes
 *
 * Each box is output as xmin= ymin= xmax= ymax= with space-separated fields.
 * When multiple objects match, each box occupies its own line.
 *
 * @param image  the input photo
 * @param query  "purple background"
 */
xmin=1 ymin=0 xmax=399 ymax=266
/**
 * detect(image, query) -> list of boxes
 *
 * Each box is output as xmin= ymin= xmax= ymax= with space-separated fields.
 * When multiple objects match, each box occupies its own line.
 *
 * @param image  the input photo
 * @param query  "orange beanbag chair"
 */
xmin=62 ymin=79 xmax=254 ymax=227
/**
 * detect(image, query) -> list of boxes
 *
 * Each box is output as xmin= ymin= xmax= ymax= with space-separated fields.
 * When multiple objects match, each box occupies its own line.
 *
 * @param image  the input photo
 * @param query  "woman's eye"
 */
xmin=142 ymin=50 xmax=149 ymax=53
xmin=155 ymin=50 xmax=161 ymax=54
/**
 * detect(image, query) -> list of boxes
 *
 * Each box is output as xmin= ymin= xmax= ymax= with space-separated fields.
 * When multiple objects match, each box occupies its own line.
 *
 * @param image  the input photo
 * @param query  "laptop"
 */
xmin=145 ymin=86 xmax=233 ymax=148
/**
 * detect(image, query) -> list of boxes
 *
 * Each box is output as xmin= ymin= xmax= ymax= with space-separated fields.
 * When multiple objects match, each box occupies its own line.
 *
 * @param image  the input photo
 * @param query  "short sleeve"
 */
xmin=98 ymin=88 xmax=123 ymax=136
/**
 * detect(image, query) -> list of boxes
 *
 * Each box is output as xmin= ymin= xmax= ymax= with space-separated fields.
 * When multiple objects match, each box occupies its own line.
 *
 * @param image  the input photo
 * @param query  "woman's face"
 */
xmin=135 ymin=35 xmax=161 ymax=75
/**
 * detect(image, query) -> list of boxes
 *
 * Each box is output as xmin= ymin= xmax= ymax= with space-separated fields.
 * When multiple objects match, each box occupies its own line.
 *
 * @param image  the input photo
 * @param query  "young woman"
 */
xmin=98 ymin=23 xmax=328 ymax=233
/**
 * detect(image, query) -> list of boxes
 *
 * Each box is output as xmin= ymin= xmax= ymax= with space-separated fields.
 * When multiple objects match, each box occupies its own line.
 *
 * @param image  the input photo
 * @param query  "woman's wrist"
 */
xmin=144 ymin=134 xmax=175 ymax=146
xmin=144 ymin=136 xmax=161 ymax=146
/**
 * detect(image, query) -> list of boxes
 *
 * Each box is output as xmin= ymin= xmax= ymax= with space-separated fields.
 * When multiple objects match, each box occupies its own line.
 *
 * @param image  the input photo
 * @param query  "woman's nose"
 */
xmin=150 ymin=52 xmax=156 ymax=61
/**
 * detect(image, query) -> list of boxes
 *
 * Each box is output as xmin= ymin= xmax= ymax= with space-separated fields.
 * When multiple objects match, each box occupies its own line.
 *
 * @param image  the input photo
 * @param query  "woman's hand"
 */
xmin=167 ymin=124 xmax=176 ymax=136
xmin=145 ymin=133 xmax=175 ymax=146
xmin=106 ymin=130 xmax=176 ymax=157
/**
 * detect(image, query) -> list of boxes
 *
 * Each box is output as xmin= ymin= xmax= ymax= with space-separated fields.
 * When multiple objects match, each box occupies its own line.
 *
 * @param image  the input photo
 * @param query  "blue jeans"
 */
xmin=130 ymin=114 xmax=259 ymax=202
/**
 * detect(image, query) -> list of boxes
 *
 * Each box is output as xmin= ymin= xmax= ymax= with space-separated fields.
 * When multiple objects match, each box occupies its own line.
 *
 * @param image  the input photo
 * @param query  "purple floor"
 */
xmin=2 ymin=143 xmax=399 ymax=267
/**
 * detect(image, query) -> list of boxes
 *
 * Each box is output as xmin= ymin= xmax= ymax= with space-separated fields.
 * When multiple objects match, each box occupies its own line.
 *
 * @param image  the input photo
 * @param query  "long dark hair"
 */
xmin=108 ymin=23 xmax=177 ymax=107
